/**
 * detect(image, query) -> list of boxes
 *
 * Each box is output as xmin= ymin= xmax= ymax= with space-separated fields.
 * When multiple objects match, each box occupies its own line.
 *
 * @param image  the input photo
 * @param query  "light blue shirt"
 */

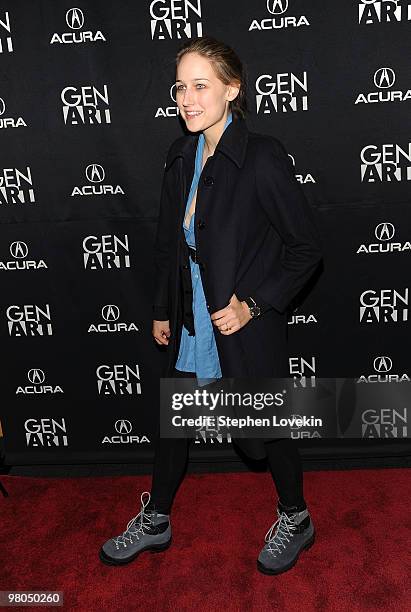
xmin=175 ymin=113 xmax=233 ymax=385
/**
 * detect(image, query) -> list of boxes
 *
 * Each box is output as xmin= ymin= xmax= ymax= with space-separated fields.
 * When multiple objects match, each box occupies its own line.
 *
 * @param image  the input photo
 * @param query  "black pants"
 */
xmin=150 ymin=369 xmax=306 ymax=514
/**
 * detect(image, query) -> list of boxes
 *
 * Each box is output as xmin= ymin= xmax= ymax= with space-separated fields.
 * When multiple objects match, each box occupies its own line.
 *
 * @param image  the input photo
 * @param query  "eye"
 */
xmin=176 ymin=84 xmax=206 ymax=91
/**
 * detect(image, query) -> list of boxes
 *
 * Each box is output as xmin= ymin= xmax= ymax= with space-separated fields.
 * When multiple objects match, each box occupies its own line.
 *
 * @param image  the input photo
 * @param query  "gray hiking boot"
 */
xmin=99 ymin=491 xmax=171 ymax=566
xmin=257 ymin=501 xmax=315 ymax=575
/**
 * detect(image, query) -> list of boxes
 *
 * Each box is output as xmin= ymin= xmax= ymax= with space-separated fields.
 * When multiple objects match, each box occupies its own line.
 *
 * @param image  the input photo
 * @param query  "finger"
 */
xmin=215 ymin=319 xmax=230 ymax=329
xmin=220 ymin=323 xmax=239 ymax=335
xmin=210 ymin=308 xmax=229 ymax=321
xmin=218 ymin=317 xmax=236 ymax=329
xmin=218 ymin=320 xmax=237 ymax=334
xmin=213 ymin=315 xmax=231 ymax=328
xmin=158 ymin=328 xmax=170 ymax=335
xmin=154 ymin=336 xmax=169 ymax=345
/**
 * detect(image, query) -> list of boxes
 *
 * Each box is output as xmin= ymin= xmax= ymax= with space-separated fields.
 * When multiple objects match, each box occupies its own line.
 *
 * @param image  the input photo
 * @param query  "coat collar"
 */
xmin=167 ymin=114 xmax=249 ymax=169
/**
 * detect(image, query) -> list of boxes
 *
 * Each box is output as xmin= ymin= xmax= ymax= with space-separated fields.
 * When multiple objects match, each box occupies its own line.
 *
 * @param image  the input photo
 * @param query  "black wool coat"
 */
xmin=153 ymin=115 xmax=323 ymax=460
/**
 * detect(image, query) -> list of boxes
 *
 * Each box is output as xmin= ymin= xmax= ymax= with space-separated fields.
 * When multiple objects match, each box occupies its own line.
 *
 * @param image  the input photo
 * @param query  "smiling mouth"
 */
xmin=185 ymin=111 xmax=203 ymax=118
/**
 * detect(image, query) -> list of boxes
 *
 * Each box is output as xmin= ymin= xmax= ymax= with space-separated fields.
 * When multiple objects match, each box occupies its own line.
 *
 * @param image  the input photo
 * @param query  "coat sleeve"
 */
xmin=252 ymin=137 xmax=323 ymax=314
xmin=152 ymin=156 xmax=174 ymax=321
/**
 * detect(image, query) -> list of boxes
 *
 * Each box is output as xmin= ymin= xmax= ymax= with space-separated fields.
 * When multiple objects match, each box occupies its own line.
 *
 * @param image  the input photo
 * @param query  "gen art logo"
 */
xmin=358 ymin=0 xmax=411 ymax=25
xmin=0 ymin=166 xmax=36 ymax=205
xmin=61 ymin=85 xmax=111 ymax=125
xmin=0 ymin=11 xmax=13 ymax=53
xmin=255 ymin=71 xmax=309 ymax=114
xmin=360 ymin=142 xmax=411 ymax=182
xmin=359 ymin=288 xmax=408 ymax=323
xmin=362 ymin=408 xmax=408 ymax=438
xmin=83 ymin=234 xmax=130 ymax=270
xmin=289 ymin=355 xmax=316 ymax=387
xmin=25 ymin=418 xmax=68 ymax=447
xmin=7 ymin=304 xmax=53 ymax=337
xmin=97 ymin=364 xmax=141 ymax=395
xmin=150 ymin=0 xmax=203 ymax=40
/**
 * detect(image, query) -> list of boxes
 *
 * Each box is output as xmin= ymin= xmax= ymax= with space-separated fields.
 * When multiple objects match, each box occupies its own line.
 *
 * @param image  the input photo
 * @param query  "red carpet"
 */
xmin=0 ymin=468 xmax=410 ymax=611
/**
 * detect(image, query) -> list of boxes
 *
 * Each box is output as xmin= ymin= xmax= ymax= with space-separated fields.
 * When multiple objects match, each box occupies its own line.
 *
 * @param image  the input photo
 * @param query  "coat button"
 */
xmin=198 ymin=220 xmax=205 ymax=230
xmin=203 ymin=176 xmax=214 ymax=186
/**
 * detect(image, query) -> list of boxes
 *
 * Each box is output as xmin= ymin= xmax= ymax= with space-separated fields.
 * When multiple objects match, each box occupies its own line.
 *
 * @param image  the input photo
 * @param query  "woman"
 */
xmin=100 ymin=36 xmax=323 ymax=575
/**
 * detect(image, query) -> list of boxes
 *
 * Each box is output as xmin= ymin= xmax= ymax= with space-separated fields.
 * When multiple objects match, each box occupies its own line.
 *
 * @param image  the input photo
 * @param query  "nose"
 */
xmin=182 ymin=87 xmax=195 ymax=106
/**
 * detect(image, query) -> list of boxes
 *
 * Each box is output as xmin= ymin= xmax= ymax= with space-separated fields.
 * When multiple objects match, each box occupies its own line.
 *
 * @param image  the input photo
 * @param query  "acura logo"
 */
xmin=66 ymin=8 xmax=85 ymax=30
xmin=373 ymin=356 xmax=392 ymax=373
xmin=289 ymin=414 xmax=303 ymax=429
xmin=10 ymin=241 xmax=28 ymax=259
xmin=170 ymin=84 xmax=177 ymax=103
xmin=28 ymin=369 xmax=45 ymax=384
xmin=374 ymin=222 xmax=395 ymax=241
xmin=373 ymin=68 xmax=395 ymax=90
xmin=85 ymin=164 xmax=105 ymax=183
xmin=288 ymin=153 xmax=296 ymax=167
xmin=102 ymin=305 xmax=120 ymax=321
xmin=267 ymin=0 xmax=288 ymax=15
xmin=0 ymin=98 xmax=5 ymax=116
xmin=115 ymin=420 xmax=132 ymax=434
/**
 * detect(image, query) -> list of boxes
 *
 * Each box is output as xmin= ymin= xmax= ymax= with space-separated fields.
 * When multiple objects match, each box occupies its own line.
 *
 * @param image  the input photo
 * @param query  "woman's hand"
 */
xmin=210 ymin=294 xmax=252 ymax=335
xmin=152 ymin=320 xmax=171 ymax=345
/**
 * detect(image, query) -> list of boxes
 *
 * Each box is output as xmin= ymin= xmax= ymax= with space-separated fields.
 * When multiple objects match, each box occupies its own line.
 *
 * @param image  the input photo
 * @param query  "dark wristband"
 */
xmin=249 ymin=294 xmax=273 ymax=315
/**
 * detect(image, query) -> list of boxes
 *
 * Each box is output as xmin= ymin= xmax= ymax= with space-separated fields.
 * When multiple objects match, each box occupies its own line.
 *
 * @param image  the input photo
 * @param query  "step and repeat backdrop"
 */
xmin=1 ymin=1 xmax=410 ymax=465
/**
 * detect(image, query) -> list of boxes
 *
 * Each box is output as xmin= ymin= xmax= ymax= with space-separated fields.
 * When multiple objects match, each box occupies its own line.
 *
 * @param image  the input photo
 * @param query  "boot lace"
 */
xmin=112 ymin=491 xmax=155 ymax=549
xmin=264 ymin=509 xmax=298 ymax=557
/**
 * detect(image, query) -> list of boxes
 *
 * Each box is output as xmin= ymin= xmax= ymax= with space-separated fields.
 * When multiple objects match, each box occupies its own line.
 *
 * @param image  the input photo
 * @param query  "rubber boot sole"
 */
xmin=99 ymin=537 xmax=172 ymax=566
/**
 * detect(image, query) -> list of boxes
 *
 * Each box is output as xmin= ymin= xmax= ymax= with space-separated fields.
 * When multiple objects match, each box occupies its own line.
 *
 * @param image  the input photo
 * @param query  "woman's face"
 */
xmin=175 ymin=52 xmax=239 ymax=132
